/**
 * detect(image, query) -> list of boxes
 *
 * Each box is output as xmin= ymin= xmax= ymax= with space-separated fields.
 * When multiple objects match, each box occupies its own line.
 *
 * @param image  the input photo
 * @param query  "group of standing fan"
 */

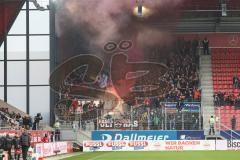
xmin=0 ymin=129 xmax=31 ymax=160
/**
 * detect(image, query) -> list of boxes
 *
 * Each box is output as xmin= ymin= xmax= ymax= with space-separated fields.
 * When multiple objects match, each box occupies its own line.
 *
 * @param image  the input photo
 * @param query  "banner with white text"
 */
xmin=83 ymin=140 xmax=215 ymax=152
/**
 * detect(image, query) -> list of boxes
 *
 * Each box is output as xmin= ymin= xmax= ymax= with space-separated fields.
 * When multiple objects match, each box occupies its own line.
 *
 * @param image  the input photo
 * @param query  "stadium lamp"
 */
xmin=136 ymin=0 xmax=144 ymax=17
xmin=133 ymin=0 xmax=151 ymax=18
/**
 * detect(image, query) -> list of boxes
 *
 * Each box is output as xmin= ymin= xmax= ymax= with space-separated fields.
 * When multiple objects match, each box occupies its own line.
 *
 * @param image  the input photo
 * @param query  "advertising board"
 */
xmin=98 ymin=119 xmax=138 ymax=130
xmin=35 ymin=141 xmax=71 ymax=157
xmin=177 ymin=131 xmax=205 ymax=140
xmin=92 ymin=130 xmax=177 ymax=141
xmin=83 ymin=140 xmax=215 ymax=152
xmin=164 ymin=102 xmax=200 ymax=112
xmin=216 ymin=140 xmax=240 ymax=150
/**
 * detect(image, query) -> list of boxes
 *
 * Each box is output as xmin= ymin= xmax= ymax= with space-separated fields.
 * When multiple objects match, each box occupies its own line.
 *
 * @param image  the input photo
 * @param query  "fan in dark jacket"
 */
xmin=0 ymin=136 xmax=4 ymax=149
xmin=20 ymin=130 xmax=31 ymax=160
xmin=3 ymin=134 xmax=13 ymax=160
xmin=13 ymin=134 xmax=21 ymax=160
xmin=0 ymin=136 xmax=5 ymax=159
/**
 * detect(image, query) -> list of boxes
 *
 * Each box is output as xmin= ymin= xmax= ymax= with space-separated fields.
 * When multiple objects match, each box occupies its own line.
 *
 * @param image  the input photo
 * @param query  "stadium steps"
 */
xmin=176 ymin=18 xmax=217 ymax=32
xmin=200 ymin=54 xmax=215 ymax=136
xmin=61 ymin=129 xmax=91 ymax=144
xmin=205 ymin=135 xmax=224 ymax=140
xmin=176 ymin=17 xmax=240 ymax=32
xmin=61 ymin=129 xmax=77 ymax=141
xmin=218 ymin=17 xmax=240 ymax=32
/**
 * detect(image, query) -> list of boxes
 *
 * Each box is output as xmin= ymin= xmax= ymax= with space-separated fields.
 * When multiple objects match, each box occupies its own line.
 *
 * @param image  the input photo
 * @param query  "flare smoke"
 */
xmin=56 ymin=0 xmax=185 ymax=47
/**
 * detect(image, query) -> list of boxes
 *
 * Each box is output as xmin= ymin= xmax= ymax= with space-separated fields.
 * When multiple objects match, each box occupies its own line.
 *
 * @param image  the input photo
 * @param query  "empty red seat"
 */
xmin=230 ymin=110 xmax=236 ymax=114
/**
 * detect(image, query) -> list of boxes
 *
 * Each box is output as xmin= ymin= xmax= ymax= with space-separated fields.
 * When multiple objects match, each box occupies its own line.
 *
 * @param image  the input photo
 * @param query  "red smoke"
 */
xmin=54 ymin=0 xmax=185 ymax=110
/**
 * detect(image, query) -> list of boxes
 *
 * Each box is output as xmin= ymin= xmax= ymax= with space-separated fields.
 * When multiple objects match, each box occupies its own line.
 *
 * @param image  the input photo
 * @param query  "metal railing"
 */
xmin=55 ymin=101 xmax=202 ymax=132
xmin=219 ymin=123 xmax=240 ymax=140
xmin=215 ymin=107 xmax=240 ymax=139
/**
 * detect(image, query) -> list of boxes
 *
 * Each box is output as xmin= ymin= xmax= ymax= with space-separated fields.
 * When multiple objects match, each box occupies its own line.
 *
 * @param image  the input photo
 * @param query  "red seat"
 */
xmin=230 ymin=110 xmax=236 ymax=114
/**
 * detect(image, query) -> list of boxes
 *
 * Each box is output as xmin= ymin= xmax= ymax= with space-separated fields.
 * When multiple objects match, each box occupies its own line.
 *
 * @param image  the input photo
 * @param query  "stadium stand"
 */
xmin=183 ymin=0 xmax=240 ymax=10
xmin=212 ymin=48 xmax=240 ymax=130
xmin=215 ymin=106 xmax=240 ymax=130
xmin=183 ymin=0 xmax=221 ymax=10
xmin=212 ymin=48 xmax=240 ymax=94
xmin=55 ymin=99 xmax=104 ymax=130
xmin=226 ymin=0 xmax=240 ymax=10
xmin=55 ymin=39 xmax=201 ymax=131
xmin=0 ymin=99 xmax=28 ymax=117
xmin=0 ymin=99 xmax=50 ymax=130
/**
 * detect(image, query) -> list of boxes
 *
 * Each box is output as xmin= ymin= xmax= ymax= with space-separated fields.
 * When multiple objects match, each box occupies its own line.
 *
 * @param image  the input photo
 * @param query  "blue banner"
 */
xmin=177 ymin=131 xmax=205 ymax=140
xmin=164 ymin=102 xmax=200 ymax=113
xmin=220 ymin=130 xmax=240 ymax=139
xmin=92 ymin=130 xmax=177 ymax=141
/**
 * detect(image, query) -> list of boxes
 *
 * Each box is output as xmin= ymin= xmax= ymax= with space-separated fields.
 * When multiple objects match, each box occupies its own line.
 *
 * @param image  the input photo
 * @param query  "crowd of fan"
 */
xmin=0 ymin=108 xmax=18 ymax=128
xmin=162 ymin=39 xmax=200 ymax=102
xmin=0 ymin=108 xmax=43 ymax=130
xmin=214 ymin=91 xmax=240 ymax=107
xmin=213 ymin=65 xmax=240 ymax=107
xmin=0 ymin=131 xmax=58 ymax=160
xmin=0 ymin=130 xmax=31 ymax=160
xmin=55 ymin=39 xmax=201 ymax=125
xmin=142 ymin=39 xmax=200 ymax=103
xmin=55 ymin=99 xmax=104 ymax=123
xmin=120 ymin=103 xmax=201 ymax=130
xmin=117 ymin=39 xmax=202 ymax=130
